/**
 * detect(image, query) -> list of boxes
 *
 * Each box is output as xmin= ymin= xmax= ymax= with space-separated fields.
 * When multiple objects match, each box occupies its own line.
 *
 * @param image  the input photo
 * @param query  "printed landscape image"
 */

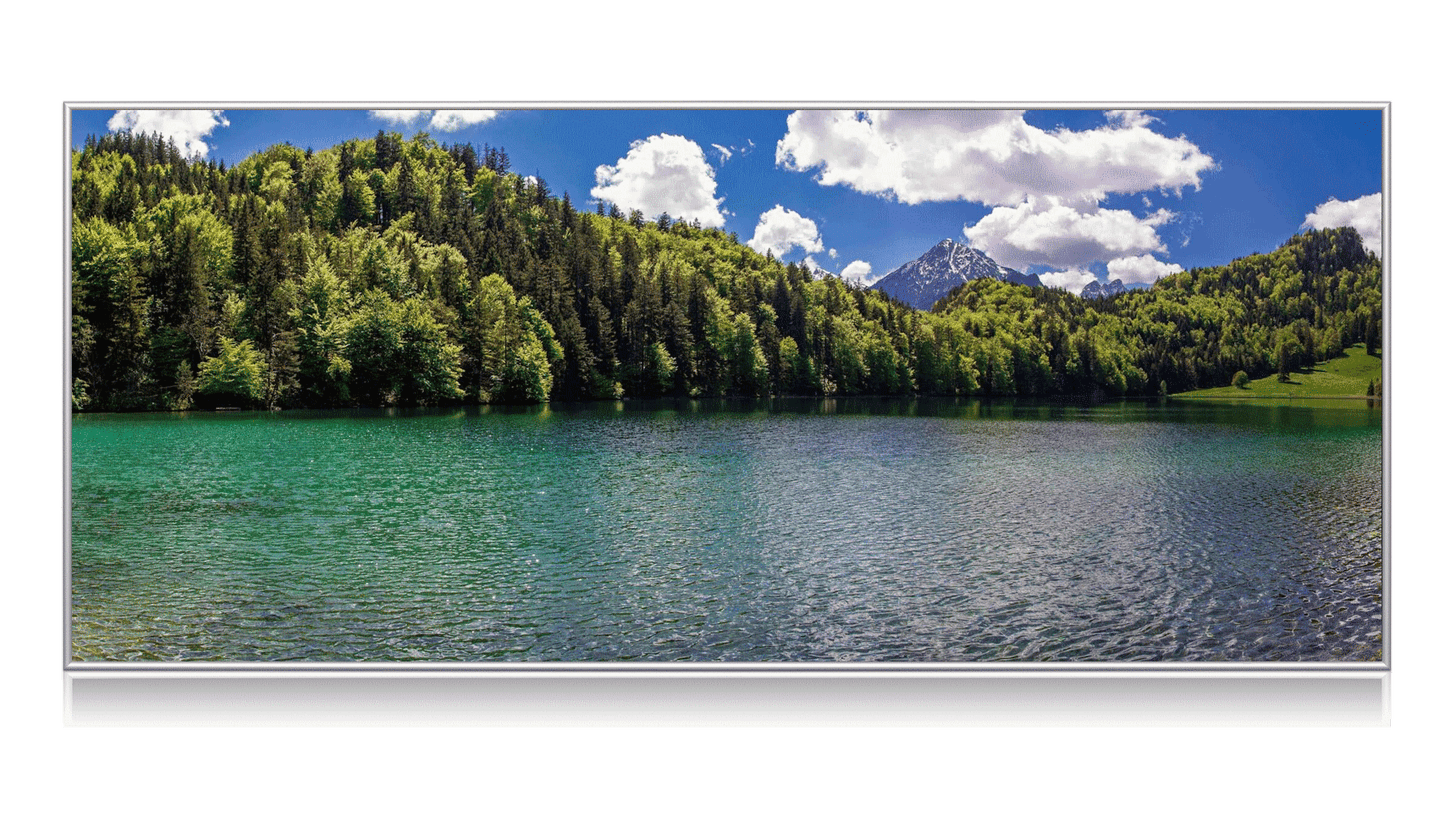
xmin=67 ymin=106 xmax=1384 ymax=662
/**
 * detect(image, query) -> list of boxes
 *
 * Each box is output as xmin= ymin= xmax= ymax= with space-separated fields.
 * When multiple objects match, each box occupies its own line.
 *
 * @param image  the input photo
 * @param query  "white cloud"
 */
xmin=1104 ymin=109 xmax=1157 ymax=129
xmin=592 ymin=134 xmax=726 ymax=228
xmin=369 ymin=109 xmax=497 ymax=131
xmin=1038 ymin=269 xmax=1100 ymax=295
xmin=429 ymin=110 xmax=498 ymax=131
xmin=963 ymin=196 xmax=1173 ymax=270
xmin=369 ymin=109 xmax=430 ymax=125
xmin=776 ymin=109 xmax=1214 ymax=207
xmin=840 ymin=260 xmax=876 ymax=286
xmin=828 ymin=248 xmax=838 ymax=258
xmin=746 ymin=205 xmax=824 ymax=258
xmin=1302 ymin=192 xmax=1383 ymax=254
xmin=1141 ymin=208 xmax=1177 ymax=228
xmin=1107 ymin=254 xmax=1186 ymax=285
xmin=779 ymin=109 xmax=1213 ymax=272
xmin=711 ymin=143 xmax=733 ymax=164
xmin=107 ymin=109 xmax=228 ymax=159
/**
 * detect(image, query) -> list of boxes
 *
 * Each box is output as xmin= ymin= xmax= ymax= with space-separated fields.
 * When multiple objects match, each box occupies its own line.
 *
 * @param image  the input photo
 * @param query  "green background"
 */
xmin=8 ymin=1 xmax=1433 ymax=808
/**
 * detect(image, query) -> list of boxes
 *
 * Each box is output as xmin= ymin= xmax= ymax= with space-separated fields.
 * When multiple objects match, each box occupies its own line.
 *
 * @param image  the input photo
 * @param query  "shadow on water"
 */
xmin=72 ymin=395 xmax=1383 ymax=433
xmin=478 ymin=395 xmax=1381 ymax=431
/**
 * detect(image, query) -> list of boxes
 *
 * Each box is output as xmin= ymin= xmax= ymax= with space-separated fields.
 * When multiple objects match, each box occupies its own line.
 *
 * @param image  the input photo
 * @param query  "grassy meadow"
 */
xmin=1176 ymin=343 xmax=1382 ymax=400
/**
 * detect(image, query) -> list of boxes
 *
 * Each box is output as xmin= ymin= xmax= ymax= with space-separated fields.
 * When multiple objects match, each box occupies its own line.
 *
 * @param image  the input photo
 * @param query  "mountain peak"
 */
xmin=869 ymin=240 xmax=1040 ymax=310
xmin=1080 ymin=278 xmax=1127 ymax=299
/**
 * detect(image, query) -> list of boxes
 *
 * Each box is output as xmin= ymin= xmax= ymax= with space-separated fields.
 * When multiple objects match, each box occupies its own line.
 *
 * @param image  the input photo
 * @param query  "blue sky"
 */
xmin=70 ymin=106 xmax=1383 ymax=293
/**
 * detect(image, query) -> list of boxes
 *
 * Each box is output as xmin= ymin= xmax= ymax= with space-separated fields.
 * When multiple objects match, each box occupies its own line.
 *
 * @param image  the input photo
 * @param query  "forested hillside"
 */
xmin=930 ymin=227 xmax=1383 ymax=397
xmin=68 ymin=130 xmax=1384 ymax=410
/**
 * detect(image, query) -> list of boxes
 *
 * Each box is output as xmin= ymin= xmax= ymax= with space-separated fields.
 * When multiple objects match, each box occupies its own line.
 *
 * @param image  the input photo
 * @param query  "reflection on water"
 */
xmin=70 ymin=398 xmax=1383 ymax=662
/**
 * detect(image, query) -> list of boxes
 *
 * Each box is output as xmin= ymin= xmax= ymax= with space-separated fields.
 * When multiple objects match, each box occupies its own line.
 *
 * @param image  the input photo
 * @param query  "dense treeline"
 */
xmin=69 ymin=130 xmax=1383 ymax=410
xmin=930 ymin=226 xmax=1383 ymax=396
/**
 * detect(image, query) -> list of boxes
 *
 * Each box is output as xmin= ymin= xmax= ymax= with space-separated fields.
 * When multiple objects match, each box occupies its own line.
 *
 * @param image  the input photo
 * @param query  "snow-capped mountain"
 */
xmin=869 ymin=239 xmax=1040 ymax=311
xmin=1080 ymin=278 xmax=1127 ymax=299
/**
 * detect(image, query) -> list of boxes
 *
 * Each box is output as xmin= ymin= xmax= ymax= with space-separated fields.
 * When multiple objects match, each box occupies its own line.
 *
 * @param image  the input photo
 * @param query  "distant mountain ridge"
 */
xmin=1080 ymin=278 xmax=1126 ymax=299
xmin=869 ymin=239 xmax=1040 ymax=310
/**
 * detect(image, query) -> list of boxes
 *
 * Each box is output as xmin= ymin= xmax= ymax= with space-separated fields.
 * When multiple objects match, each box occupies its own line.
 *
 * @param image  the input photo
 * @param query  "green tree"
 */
xmin=1275 ymin=332 xmax=1303 ymax=382
xmin=71 ymin=216 xmax=150 ymax=409
xmin=777 ymin=336 xmax=806 ymax=393
xmin=290 ymin=260 xmax=354 ymax=405
xmin=1232 ymin=370 xmax=1250 ymax=389
xmin=197 ymin=337 xmax=268 ymax=407
xmin=138 ymin=194 xmax=234 ymax=390
xmin=497 ymin=334 xmax=555 ymax=402
xmin=173 ymin=360 xmax=196 ymax=410
xmin=732 ymin=313 xmax=769 ymax=394
xmin=461 ymin=275 xmax=559 ymax=403
xmin=643 ymin=341 xmax=677 ymax=393
xmin=344 ymin=293 xmax=463 ymax=406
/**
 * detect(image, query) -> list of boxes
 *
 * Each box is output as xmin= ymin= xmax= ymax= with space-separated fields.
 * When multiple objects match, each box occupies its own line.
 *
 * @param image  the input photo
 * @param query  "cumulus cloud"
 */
xmin=1302 ymin=192 xmax=1383 ymax=254
xmin=778 ymin=109 xmax=1213 ymax=273
xmin=963 ymin=196 xmax=1173 ymax=270
xmin=776 ymin=109 xmax=1214 ymax=207
xmin=840 ymin=260 xmax=876 ymax=286
xmin=429 ymin=110 xmax=498 ymax=131
xmin=592 ymin=134 xmax=726 ymax=228
xmin=747 ymin=205 xmax=824 ymax=258
xmin=369 ymin=109 xmax=430 ymax=125
xmin=828 ymin=248 xmax=838 ymax=258
xmin=107 ymin=109 xmax=229 ymax=159
xmin=1038 ymin=269 xmax=1100 ymax=295
xmin=368 ymin=109 xmax=498 ymax=131
xmin=1107 ymin=254 xmax=1186 ymax=285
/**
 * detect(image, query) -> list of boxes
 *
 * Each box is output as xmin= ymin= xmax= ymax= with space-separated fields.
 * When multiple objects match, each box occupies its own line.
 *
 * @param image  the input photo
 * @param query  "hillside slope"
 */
xmin=69 ymin=130 xmax=1383 ymax=409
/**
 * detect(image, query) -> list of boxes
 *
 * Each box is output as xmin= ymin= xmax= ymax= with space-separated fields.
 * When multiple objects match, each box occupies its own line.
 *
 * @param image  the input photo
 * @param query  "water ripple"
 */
xmin=70 ymin=400 xmax=1383 ymax=662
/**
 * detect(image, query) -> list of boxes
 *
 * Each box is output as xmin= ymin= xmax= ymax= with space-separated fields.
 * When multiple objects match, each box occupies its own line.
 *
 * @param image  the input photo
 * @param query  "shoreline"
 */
xmin=69 ymin=391 xmax=1386 ymax=417
xmin=1169 ymin=394 xmax=1382 ymax=402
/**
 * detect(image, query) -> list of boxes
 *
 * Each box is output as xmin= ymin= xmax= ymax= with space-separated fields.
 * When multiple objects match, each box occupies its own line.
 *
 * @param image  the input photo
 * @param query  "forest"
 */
xmin=68 ymin=129 xmax=1384 ymax=411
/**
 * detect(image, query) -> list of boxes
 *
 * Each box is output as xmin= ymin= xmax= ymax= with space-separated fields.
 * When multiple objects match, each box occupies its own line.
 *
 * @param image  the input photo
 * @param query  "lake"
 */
xmin=69 ymin=398 xmax=1384 ymax=662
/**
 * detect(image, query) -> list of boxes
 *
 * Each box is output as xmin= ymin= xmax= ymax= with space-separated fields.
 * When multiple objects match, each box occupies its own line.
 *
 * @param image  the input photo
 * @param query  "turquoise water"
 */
xmin=69 ymin=398 xmax=1383 ymax=662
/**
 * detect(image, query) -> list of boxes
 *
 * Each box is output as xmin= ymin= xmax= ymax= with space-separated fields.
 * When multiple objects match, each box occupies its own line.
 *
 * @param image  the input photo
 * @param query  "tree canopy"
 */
xmin=70 ymin=129 xmax=1384 ymax=411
